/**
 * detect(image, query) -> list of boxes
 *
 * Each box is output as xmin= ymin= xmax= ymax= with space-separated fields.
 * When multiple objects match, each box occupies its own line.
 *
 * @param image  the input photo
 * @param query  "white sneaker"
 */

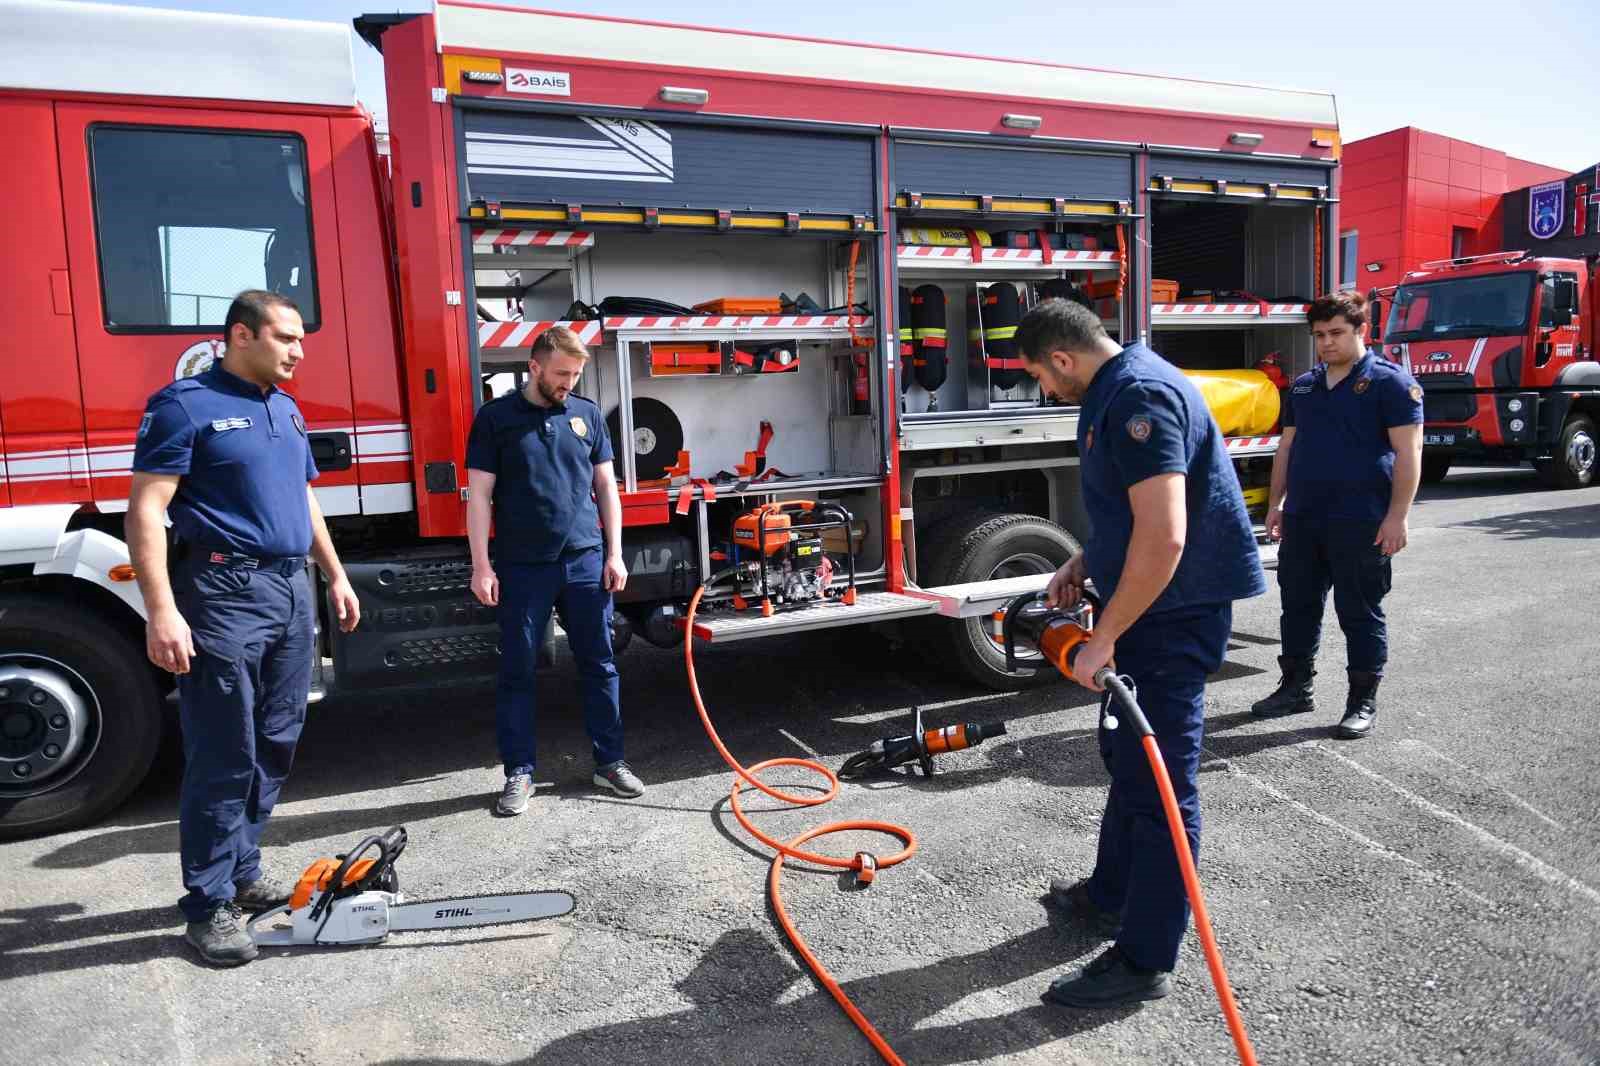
xmin=496 ymin=772 xmax=533 ymax=815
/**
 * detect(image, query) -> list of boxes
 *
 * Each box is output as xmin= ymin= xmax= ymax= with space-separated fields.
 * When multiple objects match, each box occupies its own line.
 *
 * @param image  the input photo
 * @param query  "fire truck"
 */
xmin=1374 ymin=252 xmax=1600 ymax=487
xmin=0 ymin=0 xmax=1341 ymax=837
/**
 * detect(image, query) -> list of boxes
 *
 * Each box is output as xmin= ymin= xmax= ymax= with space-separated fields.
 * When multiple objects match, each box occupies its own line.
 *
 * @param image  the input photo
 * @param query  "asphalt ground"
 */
xmin=4 ymin=465 xmax=1598 ymax=1066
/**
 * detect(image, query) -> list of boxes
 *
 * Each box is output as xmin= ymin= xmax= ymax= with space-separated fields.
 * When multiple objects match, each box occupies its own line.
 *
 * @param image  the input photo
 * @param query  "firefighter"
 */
xmin=1014 ymin=299 xmax=1266 ymax=1008
xmin=1251 ymin=290 xmax=1423 ymax=738
xmin=465 ymin=326 xmax=645 ymax=817
xmin=127 ymin=291 xmax=361 ymax=967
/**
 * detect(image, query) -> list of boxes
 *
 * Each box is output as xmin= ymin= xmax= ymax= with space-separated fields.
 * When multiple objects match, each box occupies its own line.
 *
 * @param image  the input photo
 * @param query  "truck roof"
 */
xmin=1 ymin=0 xmax=357 ymax=109
xmin=1401 ymin=251 xmax=1592 ymax=283
xmin=431 ymin=1 xmax=1338 ymax=128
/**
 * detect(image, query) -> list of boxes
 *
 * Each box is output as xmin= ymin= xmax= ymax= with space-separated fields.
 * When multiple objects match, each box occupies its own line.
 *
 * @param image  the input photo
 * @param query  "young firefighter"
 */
xmin=465 ymin=326 xmax=645 ymax=815
xmin=128 ymin=291 xmax=361 ymax=967
xmin=1015 ymin=299 xmax=1265 ymax=1007
xmin=1251 ymin=290 xmax=1424 ymax=738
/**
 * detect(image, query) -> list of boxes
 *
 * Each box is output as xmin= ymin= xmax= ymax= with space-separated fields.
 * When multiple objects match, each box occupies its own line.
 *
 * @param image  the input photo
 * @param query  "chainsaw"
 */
xmin=246 ymin=826 xmax=576 ymax=947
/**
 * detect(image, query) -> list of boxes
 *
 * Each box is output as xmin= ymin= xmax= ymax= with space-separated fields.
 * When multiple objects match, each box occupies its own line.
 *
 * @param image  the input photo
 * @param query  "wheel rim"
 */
xmin=1567 ymin=431 xmax=1595 ymax=479
xmin=0 ymin=655 xmax=102 ymax=798
xmin=973 ymin=551 xmax=1060 ymax=662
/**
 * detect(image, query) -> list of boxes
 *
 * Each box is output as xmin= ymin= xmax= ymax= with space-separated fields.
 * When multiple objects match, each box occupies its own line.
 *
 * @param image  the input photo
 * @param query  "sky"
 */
xmin=78 ymin=0 xmax=1599 ymax=172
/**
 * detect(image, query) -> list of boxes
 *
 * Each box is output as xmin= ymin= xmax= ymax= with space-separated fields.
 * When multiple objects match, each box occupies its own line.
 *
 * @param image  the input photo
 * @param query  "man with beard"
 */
xmin=465 ymin=326 xmax=644 ymax=816
xmin=1014 ymin=299 xmax=1264 ymax=1007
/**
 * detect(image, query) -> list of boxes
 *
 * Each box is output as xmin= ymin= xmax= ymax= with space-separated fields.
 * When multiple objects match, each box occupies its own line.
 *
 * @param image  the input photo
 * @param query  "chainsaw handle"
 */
xmin=308 ymin=826 xmax=406 ymax=922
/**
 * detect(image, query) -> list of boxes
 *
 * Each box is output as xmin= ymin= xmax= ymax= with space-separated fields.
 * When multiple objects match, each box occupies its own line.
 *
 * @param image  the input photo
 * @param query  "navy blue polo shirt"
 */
xmin=1282 ymin=351 xmax=1424 ymax=523
xmin=131 ymin=363 xmax=318 ymax=558
xmin=465 ymin=390 xmax=613 ymax=564
xmin=1078 ymin=343 xmax=1266 ymax=614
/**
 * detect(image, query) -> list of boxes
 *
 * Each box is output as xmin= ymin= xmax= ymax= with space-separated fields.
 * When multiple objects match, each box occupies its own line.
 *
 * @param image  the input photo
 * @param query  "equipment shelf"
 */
xmin=1150 ymin=303 xmax=1308 ymax=328
xmin=479 ymin=315 xmax=871 ymax=350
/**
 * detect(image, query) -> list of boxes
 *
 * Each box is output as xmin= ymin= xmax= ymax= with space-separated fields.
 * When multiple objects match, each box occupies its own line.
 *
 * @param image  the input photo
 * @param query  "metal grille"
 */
xmin=389 ymin=560 xmax=475 ymax=595
xmin=389 ymin=633 xmax=501 ymax=668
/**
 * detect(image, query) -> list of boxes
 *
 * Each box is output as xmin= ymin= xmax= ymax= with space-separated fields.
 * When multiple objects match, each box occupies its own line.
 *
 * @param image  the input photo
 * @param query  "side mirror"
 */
xmin=1369 ymin=298 xmax=1384 ymax=342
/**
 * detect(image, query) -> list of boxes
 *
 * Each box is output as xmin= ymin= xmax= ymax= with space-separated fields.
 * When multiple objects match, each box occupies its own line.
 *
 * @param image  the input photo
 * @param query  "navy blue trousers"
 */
xmin=1277 ymin=514 xmax=1391 ymax=675
xmin=174 ymin=556 xmax=313 ymax=922
xmin=496 ymin=546 xmax=624 ymax=776
xmin=1085 ymin=603 xmax=1231 ymax=973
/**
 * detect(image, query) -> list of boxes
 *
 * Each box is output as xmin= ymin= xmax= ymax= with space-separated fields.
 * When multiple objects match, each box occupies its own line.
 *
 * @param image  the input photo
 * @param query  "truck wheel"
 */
xmin=1536 ymin=415 xmax=1597 ymax=489
xmin=1420 ymin=454 xmax=1452 ymax=484
xmin=0 ymin=595 xmax=163 ymax=840
xmin=923 ymin=512 xmax=1080 ymax=691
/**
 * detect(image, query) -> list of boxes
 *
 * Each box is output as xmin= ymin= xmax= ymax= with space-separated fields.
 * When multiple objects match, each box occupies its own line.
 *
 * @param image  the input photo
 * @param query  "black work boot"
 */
xmin=184 ymin=902 xmax=258 ymax=967
xmin=1046 ymin=878 xmax=1123 ymax=939
xmin=1334 ymin=671 xmax=1380 ymax=739
xmin=1042 ymin=945 xmax=1171 ymax=1008
xmin=1250 ymin=655 xmax=1317 ymax=719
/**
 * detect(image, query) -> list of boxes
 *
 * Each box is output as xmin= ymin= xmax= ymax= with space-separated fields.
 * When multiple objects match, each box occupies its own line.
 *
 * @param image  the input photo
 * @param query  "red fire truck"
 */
xmin=1374 ymin=252 xmax=1600 ymax=487
xmin=0 ymin=0 xmax=1341 ymax=837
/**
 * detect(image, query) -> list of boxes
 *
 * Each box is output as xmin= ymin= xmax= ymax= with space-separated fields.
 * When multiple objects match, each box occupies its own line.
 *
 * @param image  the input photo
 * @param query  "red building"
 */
xmin=1339 ymin=128 xmax=1568 ymax=291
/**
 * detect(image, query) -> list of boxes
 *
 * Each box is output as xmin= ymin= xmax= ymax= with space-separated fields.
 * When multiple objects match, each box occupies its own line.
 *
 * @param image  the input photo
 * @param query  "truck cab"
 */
xmin=1376 ymin=252 xmax=1599 ymax=487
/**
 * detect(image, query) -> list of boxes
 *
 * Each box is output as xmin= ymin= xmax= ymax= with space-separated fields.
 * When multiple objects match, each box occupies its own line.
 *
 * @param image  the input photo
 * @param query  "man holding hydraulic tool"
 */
xmin=1015 ymin=300 xmax=1265 ymax=1008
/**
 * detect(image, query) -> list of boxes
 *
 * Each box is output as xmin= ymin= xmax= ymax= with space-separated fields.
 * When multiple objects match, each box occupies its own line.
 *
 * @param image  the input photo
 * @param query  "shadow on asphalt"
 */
xmin=0 ymin=902 xmax=186 ymax=980
xmin=1414 ymin=465 xmax=1542 ymax=502
xmin=373 ymin=923 xmax=1135 ymax=1066
xmin=1447 ymin=500 xmax=1600 ymax=540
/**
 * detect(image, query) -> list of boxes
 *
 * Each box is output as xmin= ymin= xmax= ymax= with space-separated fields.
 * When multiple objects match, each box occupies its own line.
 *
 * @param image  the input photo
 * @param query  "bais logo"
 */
xmin=175 ymin=339 xmax=224 ymax=380
xmin=1528 ymin=180 xmax=1564 ymax=240
xmin=505 ymin=68 xmax=571 ymax=96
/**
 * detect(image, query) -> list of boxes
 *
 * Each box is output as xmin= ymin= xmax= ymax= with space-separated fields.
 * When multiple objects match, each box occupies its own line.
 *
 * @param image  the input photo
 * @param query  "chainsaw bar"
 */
xmin=387 ymin=889 xmax=576 ymax=933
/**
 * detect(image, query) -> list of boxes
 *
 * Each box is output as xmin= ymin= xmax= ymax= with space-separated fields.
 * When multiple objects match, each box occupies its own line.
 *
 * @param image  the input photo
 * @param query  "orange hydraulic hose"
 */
xmin=684 ymin=584 xmax=916 ymax=1066
xmin=1135 ymin=731 xmax=1259 ymax=1066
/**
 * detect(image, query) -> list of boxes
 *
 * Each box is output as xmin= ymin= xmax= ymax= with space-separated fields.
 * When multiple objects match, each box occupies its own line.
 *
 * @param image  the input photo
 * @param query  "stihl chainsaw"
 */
xmin=247 ymin=825 xmax=575 ymax=947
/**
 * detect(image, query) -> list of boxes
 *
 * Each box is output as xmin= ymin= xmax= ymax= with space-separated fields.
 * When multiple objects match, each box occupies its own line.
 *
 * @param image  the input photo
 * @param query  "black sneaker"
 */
xmin=234 ymin=876 xmax=293 ymax=913
xmin=1046 ymin=878 xmax=1123 ymax=938
xmin=1042 ymin=945 xmax=1171 ymax=1008
xmin=184 ymin=902 xmax=258 ymax=967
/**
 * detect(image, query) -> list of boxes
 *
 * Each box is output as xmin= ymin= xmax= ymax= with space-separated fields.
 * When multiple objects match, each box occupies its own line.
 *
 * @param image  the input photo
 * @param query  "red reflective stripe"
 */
xmin=986 ymin=357 xmax=1027 ymax=369
xmin=920 ymin=336 xmax=947 ymax=349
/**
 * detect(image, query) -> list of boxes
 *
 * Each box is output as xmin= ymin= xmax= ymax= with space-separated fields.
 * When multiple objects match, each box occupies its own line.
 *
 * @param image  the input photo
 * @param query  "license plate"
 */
xmin=1424 ymin=433 xmax=1457 ymax=446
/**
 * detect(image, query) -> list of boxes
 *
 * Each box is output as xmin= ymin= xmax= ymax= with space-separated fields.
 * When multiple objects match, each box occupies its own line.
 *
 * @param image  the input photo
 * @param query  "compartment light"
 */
xmin=1002 ymin=113 xmax=1042 ymax=131
xmin=1365 ymin=262 xmax=1383 ymax=273
xmin=462 ymin=70 xmax=504 ymax=84
xmin=659 ymin=86 xmax=709 ymax=105
xmin=1229 ymin=132 xmax=1264 ymax=147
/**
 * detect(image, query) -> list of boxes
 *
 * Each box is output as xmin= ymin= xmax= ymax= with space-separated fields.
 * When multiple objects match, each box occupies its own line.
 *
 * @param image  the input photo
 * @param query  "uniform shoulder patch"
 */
xmin=1126 ymin=415 xmax=1152 ymax=443
xmin=291 ymin=412 xmax=307 ymax=436
xmin=1084 ymin=427 xmax=1094 ymax=452
xmin=137 ymin=412 xmax=154 ymax=439
xmin=1409 ymin=384 xmax=1424 ymax=402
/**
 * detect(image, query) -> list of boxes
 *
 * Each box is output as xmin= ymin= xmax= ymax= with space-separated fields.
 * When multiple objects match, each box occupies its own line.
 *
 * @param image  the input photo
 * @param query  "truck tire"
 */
xmin=0 ymin=595 xmax=163 ymax=840
xmin=1420 ymin=454 xmax=1452 ymax=485
xmin=922 ymin=512 xmax=1080 ymax=691
xmin=1535 ymin=414 xmax=1597 ymax=490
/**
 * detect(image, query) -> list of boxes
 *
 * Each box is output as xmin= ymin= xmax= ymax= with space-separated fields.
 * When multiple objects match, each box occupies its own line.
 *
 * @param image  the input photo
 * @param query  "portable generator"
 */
xmin=728 ymin=500 xmax=857 ymax=614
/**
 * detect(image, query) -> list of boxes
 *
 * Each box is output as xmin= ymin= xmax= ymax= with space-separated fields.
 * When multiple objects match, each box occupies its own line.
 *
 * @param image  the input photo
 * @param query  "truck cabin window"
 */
xmin=88 ymin=127 xmax=319 ymax=331
xmin=1383 ymin=272 xmax=1534 ymax=343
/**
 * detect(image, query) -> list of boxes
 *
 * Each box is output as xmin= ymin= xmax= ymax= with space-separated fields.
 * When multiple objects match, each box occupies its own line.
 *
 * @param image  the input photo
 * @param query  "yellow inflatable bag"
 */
xmin=1181 ymin=369 xmax=1280 ymax=437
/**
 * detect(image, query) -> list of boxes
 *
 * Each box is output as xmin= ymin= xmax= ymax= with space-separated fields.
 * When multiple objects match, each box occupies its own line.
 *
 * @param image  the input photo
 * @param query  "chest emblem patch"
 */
xmin=1126 ymin=415 xmax=1152 ymax=443
xmin=570 ymin=417 xmax=588 ymax=438
xmin=210 ymin=417 xmax=253 ymax=433
xmin=1084 ymin=427 xmax=1094 ymax=452
xmin=1409 ymin=384 xmax=1423 ymax=402
xmin=1354 ymin=378 xmax=1370 ymax=395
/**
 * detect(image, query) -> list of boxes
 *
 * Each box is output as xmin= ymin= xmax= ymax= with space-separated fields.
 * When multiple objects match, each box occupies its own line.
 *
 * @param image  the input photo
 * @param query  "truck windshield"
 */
xmin=1384 ymin=272 xmax=1534 ymax=342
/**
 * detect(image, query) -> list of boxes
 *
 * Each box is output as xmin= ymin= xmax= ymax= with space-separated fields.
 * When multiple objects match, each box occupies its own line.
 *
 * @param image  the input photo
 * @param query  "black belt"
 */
xmin=174 ymin=541 xmax=305 ymax=576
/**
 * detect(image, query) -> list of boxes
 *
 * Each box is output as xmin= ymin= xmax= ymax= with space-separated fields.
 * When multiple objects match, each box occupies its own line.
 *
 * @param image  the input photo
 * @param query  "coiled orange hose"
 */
xmin=684 ymin=584 xmax=916 ymax=1066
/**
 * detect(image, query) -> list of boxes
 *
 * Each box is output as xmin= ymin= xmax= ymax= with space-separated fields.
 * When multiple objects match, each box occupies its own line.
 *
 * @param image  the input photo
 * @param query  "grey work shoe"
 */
xmin=1042 ymin=945 xmax=1171 ymax=1008
xmin=184 ymin=902 xmax=258 ymax=968
xmin=233 ymin=876 xmax=293 ymax=913
xmin=593 ymin=760 xmax=645 ymax=798
xmin=1047 ymin=878 xmax=1123 ymax=939
xmin=496 ymin=772 xmax=533 ymax=816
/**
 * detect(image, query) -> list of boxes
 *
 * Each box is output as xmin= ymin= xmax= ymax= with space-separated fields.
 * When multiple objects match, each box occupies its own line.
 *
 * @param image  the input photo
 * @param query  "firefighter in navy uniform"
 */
xmin=1014 ymin=299 xmax=1266 ymax=1008
xmin=465 ymin=326 xmax=645 ymax=818
xmin=127 ymin=291 xmax=361 ymax=967
xmin=1251 ymin=290 xmax=1423 ymax=738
